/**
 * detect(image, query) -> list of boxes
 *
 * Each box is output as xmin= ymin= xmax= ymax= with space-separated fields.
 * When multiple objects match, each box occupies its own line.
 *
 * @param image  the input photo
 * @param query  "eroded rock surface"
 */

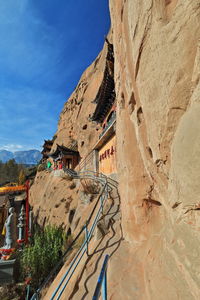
xmin=110 ymin=0 xmax=200 ymax=298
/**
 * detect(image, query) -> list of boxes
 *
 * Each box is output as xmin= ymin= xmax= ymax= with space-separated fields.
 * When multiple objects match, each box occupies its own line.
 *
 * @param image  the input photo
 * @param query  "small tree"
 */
xmin=21 ymin=225 xmax=65 ymax=288
xmin=18 ymin=169 xmax=26 ymax=185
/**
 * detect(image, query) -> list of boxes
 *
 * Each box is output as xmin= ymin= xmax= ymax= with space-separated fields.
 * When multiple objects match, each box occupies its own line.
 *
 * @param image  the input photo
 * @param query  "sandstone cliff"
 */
xmin=30 ymin=1 xmax=200 ymax=299
xmin=110 ymin=0 xmax=200 ymax=298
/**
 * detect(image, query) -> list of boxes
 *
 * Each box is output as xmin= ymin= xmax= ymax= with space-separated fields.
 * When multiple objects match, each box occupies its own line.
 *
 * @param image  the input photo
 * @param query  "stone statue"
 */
xmin=3 ymin=207 xmax=16 ymax=249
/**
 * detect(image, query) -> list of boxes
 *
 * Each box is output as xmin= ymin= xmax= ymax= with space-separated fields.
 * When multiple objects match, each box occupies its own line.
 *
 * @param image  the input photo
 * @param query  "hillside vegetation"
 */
xmin=0 ymin=159 xmax=26 ymax=185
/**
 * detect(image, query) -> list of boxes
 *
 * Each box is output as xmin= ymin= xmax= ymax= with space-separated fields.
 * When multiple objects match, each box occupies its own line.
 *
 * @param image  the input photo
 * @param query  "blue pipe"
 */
xmin=50 ymin=237 xmax=87 ymax=300
xmin=51 ymin=194 xmax=105 ymax=299
xmin=92 ymin=255 xmax=109 ymax=300
xmin=88 ymin=202 xmax=104 ymax=240
xmin=47 ymin=170 xmax=110 ymax=300
xmin=26 ymin=285 xmax=30 ymax=300
xmin=85 ymin=223 xmax=89 ymax=256
xmin=102 ymin=270 xmax=107 ymax=300
xmin=55 ymin=248 xmax=86 ymax=300
xmin=30 ymin=292 xmax=38 ymax=300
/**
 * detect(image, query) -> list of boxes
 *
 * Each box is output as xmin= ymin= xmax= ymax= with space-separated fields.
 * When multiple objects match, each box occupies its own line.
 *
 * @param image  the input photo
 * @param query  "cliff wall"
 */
xmin=30 ymin=1 xmax=200 ymax=299
xmin=51 ymin=42 xmax=110 ymax=158
xmin=109 ymin=0 xmax=200 ymax=298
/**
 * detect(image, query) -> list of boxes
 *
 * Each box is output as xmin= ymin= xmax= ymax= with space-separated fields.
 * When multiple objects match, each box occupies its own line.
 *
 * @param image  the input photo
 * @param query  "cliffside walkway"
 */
xmin=30 ymin=169 xmax=121 ymax=300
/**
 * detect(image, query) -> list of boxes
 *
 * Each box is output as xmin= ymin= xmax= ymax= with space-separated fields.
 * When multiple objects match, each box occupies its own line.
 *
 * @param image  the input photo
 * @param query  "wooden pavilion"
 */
xmin=91 ymin=39 xmax=115 ymax=124
xmin=48 ymin=144 xmax=80 ymax=169
xmin=90 ymin=39 xmax=117 ymax=177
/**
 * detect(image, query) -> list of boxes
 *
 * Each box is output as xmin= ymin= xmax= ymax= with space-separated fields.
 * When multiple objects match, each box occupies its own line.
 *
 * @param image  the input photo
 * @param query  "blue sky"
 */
xmin=0 ymin=0 xmax=110 ymax=152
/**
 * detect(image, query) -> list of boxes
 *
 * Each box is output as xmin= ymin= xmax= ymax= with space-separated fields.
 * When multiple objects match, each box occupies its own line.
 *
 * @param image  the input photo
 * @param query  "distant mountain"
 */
xmin=0 ymin=150 xmax=13 ymax=163
xmin=14 ymin=150 xmax=42 ymax=164
xmin=0 ymin=149 xmax=42 ymax=164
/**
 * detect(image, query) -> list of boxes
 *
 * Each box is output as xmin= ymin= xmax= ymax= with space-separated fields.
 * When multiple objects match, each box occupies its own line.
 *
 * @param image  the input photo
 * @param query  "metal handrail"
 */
xmin=30 ymin=169 xmax=117 ymax=300
xmin=50 ymin=234 xmax=88 ymax=300
xmin=49 ymin=171 xmax=108 ymax=300
xmin=99 ymin=112 xmax=116 ymax=140
xmin=92 ymin=255 xmax=109 ymax=300
xmin=78 ymin=151 xmax=95 ymax=171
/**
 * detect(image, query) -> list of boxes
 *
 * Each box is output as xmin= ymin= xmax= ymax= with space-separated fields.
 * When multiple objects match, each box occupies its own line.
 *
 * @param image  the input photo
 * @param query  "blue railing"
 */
xmin=30 ymin=169 xmax=117 ymax=300
xmin=92 ymin=255 xmax=109 ymax=300
xmin=49 ymin=171 xmax=109 ymax=300
xmin=99 ymin=112 xmax=116 ymax=140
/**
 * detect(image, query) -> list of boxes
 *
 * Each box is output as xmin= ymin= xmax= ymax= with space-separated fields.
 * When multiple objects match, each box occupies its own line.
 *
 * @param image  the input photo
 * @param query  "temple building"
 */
xmin=91 ymin=39 xmax=115 ymax=124
xmin=41 ymin=140 xmax=53 ymax=162
xmin=48 ymin=144 xmax=80 ymax=170
xmin=91 ymin=39 xmax=117 ymax=178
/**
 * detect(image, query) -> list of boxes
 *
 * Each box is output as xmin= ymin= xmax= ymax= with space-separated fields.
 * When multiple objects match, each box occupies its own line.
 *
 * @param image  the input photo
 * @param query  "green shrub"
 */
xmin=21 ymin=225 xmax=65 ymax=288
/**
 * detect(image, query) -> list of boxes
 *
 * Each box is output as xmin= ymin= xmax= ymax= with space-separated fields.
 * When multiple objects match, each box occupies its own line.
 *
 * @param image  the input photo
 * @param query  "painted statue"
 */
xmin=3 ymin=207 xmax=16 ymax=249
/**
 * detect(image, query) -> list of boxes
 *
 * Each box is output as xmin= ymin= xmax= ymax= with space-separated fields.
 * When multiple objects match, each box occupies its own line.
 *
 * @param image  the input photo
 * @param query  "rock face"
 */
xmin=51 ymin=42 xmax=111 ymax=160
xmin=29 ymin=169 xmax=100 ymax=238
xmin=30 ymin=1 xmax=200 ymax=299
xmin=109 ymin=0 xmax=200 ymax=298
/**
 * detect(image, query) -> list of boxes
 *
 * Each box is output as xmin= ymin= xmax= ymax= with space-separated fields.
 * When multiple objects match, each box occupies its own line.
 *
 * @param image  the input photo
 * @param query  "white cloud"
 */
xmin=0 ymin=143 xmax=40 ymax=152
xmin=1 ymin=144 xmax=23 ymax=152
